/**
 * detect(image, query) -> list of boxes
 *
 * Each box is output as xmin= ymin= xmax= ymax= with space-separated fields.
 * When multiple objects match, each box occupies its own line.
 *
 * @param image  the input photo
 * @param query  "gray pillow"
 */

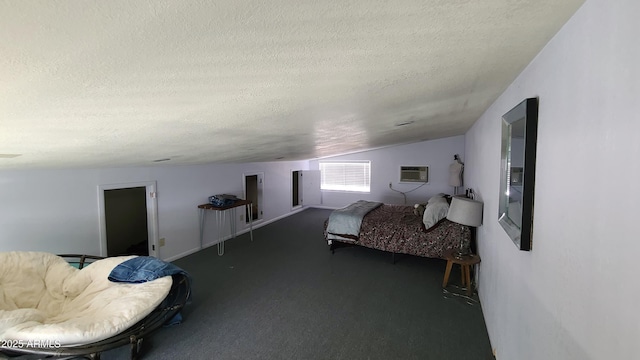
xmin=422 ymin=196 xmax=450 ymax=230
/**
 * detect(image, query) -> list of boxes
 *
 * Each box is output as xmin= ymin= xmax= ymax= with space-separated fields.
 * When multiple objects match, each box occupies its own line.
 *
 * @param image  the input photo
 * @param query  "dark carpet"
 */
xmin=103 ymin=208 xmax=493 ymax=360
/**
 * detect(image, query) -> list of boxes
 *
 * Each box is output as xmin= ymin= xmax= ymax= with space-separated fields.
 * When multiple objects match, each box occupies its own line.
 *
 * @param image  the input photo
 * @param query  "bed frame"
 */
xmin=325 ymin=204 xmax=471 ymax=262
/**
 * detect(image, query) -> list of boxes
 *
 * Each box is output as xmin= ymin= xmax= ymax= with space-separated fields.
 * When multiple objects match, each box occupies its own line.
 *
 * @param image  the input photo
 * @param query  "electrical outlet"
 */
xmin=159 ymin=238 xmax=166 ymax=247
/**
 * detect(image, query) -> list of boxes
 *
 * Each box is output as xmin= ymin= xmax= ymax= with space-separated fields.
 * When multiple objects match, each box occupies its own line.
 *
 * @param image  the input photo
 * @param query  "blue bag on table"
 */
xmin=208 ymin=194 xmax=238 ymax=207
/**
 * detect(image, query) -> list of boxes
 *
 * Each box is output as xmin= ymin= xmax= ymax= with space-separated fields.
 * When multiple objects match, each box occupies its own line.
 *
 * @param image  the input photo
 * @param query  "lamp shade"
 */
xmin=446 ymin=196 xmax=483 ymax=227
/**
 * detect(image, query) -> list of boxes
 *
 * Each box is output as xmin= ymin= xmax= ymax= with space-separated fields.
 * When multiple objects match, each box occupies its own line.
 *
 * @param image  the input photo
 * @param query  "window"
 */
xmin=319 ymin=161 xmax=371 ymax=192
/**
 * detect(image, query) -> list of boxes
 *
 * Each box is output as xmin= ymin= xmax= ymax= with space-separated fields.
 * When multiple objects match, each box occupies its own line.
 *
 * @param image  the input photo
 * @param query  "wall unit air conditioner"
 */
xmin=399 ymin=166 xmax=429 ymax=183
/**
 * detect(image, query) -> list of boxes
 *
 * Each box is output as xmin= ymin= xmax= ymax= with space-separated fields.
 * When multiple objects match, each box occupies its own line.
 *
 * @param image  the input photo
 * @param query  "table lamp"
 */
xmin=446 ymin=196 xmax=484 ymax=259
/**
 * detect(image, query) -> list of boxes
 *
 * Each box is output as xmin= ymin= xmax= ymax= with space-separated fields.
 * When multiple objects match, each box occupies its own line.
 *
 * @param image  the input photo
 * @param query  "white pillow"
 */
xmin=423 ymin=197 xmax=450 ymax=230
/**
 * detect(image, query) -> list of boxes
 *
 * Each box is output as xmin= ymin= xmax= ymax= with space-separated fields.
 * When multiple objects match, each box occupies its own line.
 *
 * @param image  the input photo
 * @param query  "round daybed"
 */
xmin=0 ymin=252 xmax=190 ymax=360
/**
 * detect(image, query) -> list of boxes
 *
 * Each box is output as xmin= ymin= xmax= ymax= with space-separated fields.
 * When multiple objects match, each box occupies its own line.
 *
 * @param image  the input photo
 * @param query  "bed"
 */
xmin=324 ymin=196 xmax=471 ymax=260
xmin=0 ymin=252 xmax=190 ymax=360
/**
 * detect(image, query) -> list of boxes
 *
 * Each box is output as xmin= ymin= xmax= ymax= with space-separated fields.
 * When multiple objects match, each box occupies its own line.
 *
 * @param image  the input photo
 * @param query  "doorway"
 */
xmin=98 ymin=181 xmax=158 ymax=257
xmin=292 ymin=170 xmax=321 ymax=207
xmin=292 ymin=170 xmax=301 ymax=208
xmin=244 ymin=173 xmax=263 ymax=223
xmin=104 ymin=187 xmax=148 ymax=256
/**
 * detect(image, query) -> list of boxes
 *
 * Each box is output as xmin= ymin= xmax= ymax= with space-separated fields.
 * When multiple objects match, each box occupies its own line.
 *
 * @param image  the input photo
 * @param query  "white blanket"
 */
xmin=326 ymin=200 xmax=382 ymax=241
xmin=0 ymin=252 xmax=172 ymax=347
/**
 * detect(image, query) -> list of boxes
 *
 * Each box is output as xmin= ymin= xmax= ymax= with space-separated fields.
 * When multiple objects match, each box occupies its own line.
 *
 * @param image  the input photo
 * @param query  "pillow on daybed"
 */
xmin=422 ymin=194 xmax=450 ymax=230
xmin=0 ymin=252 xmax=172 ymax=347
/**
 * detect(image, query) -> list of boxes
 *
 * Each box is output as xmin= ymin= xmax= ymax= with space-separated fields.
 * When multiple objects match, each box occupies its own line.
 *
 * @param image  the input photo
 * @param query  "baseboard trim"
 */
xmin=163 ymin=207 xmax=308 ymax=262
xmin=306 ymin=205 xmax=340 ymax=210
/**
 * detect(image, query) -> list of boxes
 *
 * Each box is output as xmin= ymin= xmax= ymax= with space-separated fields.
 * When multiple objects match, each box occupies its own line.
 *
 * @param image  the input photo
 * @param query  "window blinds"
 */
xmin=319 ymin=161 xmax=371 ymax=192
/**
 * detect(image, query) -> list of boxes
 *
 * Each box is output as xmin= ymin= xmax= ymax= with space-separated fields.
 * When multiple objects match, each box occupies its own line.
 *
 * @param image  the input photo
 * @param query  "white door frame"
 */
xmin=243 ymin=172 xmax=264 ymax=222
xmin=291 ymin=169 xmax=303 ymax=211
xmin=98 ymin=181 xmax=159 ymax=257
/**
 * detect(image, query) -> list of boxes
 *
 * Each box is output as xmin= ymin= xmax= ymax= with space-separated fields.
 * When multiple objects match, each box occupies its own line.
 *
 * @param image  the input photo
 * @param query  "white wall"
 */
xmin=309 ymin=136 xmax=465 ymax=208
xmin=465 ymin=0 xmax=639 ymax=359
xmin=0 ymin=160 xmax=308 ymax=260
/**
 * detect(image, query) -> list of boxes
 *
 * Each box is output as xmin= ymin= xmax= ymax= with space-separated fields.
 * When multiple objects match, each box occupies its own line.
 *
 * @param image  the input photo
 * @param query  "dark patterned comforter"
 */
xmin=325 ymin=204 xmax=471 ymax=259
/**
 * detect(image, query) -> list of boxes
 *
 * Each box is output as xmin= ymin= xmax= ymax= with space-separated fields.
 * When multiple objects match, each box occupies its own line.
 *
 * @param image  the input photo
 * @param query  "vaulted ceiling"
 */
xmin=0 ymin=0 xmax=584 ymax=169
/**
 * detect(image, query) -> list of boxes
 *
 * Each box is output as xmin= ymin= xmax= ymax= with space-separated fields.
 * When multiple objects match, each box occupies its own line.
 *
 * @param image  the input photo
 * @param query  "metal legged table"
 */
xmin=198 ymin=200 xmax=253 ymax=256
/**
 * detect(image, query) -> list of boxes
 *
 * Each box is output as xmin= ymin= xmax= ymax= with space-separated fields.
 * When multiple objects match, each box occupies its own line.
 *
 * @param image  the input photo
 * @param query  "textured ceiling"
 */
xmin=0 ymin=0 xmax=584 ymax=170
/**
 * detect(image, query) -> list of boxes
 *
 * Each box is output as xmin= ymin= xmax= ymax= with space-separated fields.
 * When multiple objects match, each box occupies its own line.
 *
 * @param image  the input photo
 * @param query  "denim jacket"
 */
xmin=108 ymin=256 xmax=188 ymax=283
xmin=108 ymin=256 xmax=191 ymax=325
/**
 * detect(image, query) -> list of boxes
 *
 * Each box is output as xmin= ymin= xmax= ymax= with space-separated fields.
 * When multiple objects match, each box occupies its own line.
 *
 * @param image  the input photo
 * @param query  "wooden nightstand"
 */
xmin=442 ymin=249 xmax=481 ymax=296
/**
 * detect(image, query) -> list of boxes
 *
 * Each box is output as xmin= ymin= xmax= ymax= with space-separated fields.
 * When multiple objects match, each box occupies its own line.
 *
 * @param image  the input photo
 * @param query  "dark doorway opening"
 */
xmin=104 ymin=187 xmax=149 ymax=256
xmin=292 ymin=170 xmax=301 ymax=207
xmin=244 ymin=173 xmax=263 ymax=223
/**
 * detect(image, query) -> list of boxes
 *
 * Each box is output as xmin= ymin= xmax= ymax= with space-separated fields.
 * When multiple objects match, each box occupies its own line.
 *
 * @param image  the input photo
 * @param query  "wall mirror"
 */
xmin=498 ymin=98 xmax=538 ymax=251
